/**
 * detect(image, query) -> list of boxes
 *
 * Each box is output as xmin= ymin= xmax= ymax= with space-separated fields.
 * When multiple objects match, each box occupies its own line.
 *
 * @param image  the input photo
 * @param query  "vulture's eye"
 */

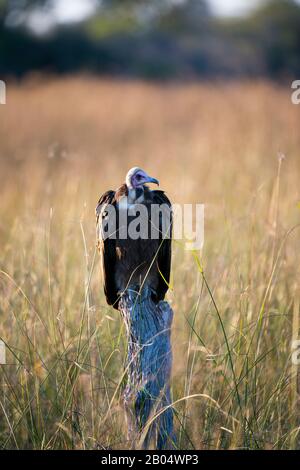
xmin=136 ymin=174 xmax=142 ymax=180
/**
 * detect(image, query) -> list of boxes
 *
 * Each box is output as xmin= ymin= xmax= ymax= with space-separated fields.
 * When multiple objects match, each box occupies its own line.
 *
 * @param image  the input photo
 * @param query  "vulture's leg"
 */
xmin=119 ymin=289 xmax=175 ymax=450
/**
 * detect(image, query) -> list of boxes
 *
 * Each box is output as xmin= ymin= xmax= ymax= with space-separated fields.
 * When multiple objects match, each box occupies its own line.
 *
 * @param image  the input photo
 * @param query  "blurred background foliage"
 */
xmin=0 ymin=0 xmax=300 ymax=79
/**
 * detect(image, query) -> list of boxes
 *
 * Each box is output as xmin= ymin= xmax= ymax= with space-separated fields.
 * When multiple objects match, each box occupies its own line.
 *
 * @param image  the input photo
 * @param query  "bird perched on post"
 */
xmin=96 ymin=167 xmax=172 ymax=310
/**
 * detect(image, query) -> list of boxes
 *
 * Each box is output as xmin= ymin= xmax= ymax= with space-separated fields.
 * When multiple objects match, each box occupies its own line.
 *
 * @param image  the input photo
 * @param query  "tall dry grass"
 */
xmin=0 ymin=77 xmax=299 ymax=449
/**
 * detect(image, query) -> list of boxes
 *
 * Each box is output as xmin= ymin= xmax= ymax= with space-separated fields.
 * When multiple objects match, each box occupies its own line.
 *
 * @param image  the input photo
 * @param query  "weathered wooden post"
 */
xmin=119 ymin=287 xmax=175 ymax=449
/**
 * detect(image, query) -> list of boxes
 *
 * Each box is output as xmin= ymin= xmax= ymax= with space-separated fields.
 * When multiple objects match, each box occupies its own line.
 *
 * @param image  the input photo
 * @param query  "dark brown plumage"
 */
xmin=96 ymin=168 xmax=172 ymax=310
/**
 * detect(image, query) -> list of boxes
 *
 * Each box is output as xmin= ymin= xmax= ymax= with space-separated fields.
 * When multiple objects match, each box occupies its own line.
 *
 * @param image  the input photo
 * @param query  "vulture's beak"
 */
xmin=146 ymin=176 xmax=159 ymax=186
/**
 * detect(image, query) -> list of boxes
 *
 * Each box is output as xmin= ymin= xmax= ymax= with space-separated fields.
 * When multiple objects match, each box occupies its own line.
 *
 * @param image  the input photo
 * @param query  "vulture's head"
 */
xmin=125 ymin=167 xmax=159 ymax=189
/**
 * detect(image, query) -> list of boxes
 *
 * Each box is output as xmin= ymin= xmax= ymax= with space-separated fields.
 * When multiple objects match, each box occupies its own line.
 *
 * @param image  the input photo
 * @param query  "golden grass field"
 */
xmin=0 ymin=77 xmax=299 ymax=449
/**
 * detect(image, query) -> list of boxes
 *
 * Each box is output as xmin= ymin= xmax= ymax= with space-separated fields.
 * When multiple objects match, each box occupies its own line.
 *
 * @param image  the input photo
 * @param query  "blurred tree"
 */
xmin=0 ymin=0 xmax=49 ymax=27
xmin=252 ymin=0 xmax=300 ymax=76
xmin=217 ymin=0 xmax=300 ymax=77
xmin=157 ymin=0 xmax=210 ymax=33
xmin=0 ymin=0 xmax=8 ymax=22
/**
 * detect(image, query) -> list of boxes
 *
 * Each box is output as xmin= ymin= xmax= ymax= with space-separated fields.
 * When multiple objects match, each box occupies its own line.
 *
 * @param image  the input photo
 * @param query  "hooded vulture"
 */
xmin=96 ymin=167 xmax=172 ymax=310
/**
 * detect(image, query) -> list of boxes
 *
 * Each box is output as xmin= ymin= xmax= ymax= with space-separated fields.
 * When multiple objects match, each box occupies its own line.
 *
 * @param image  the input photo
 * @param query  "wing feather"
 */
xmin=96 ymin=190 xmax=119 ymax=307
xmin=151 ymin=190 xmax=172 ymax=302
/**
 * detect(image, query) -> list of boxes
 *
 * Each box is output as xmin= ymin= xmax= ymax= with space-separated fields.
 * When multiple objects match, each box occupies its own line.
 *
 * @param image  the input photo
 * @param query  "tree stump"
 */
xmin=119 ymin=288 xmax=175 ymax=449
